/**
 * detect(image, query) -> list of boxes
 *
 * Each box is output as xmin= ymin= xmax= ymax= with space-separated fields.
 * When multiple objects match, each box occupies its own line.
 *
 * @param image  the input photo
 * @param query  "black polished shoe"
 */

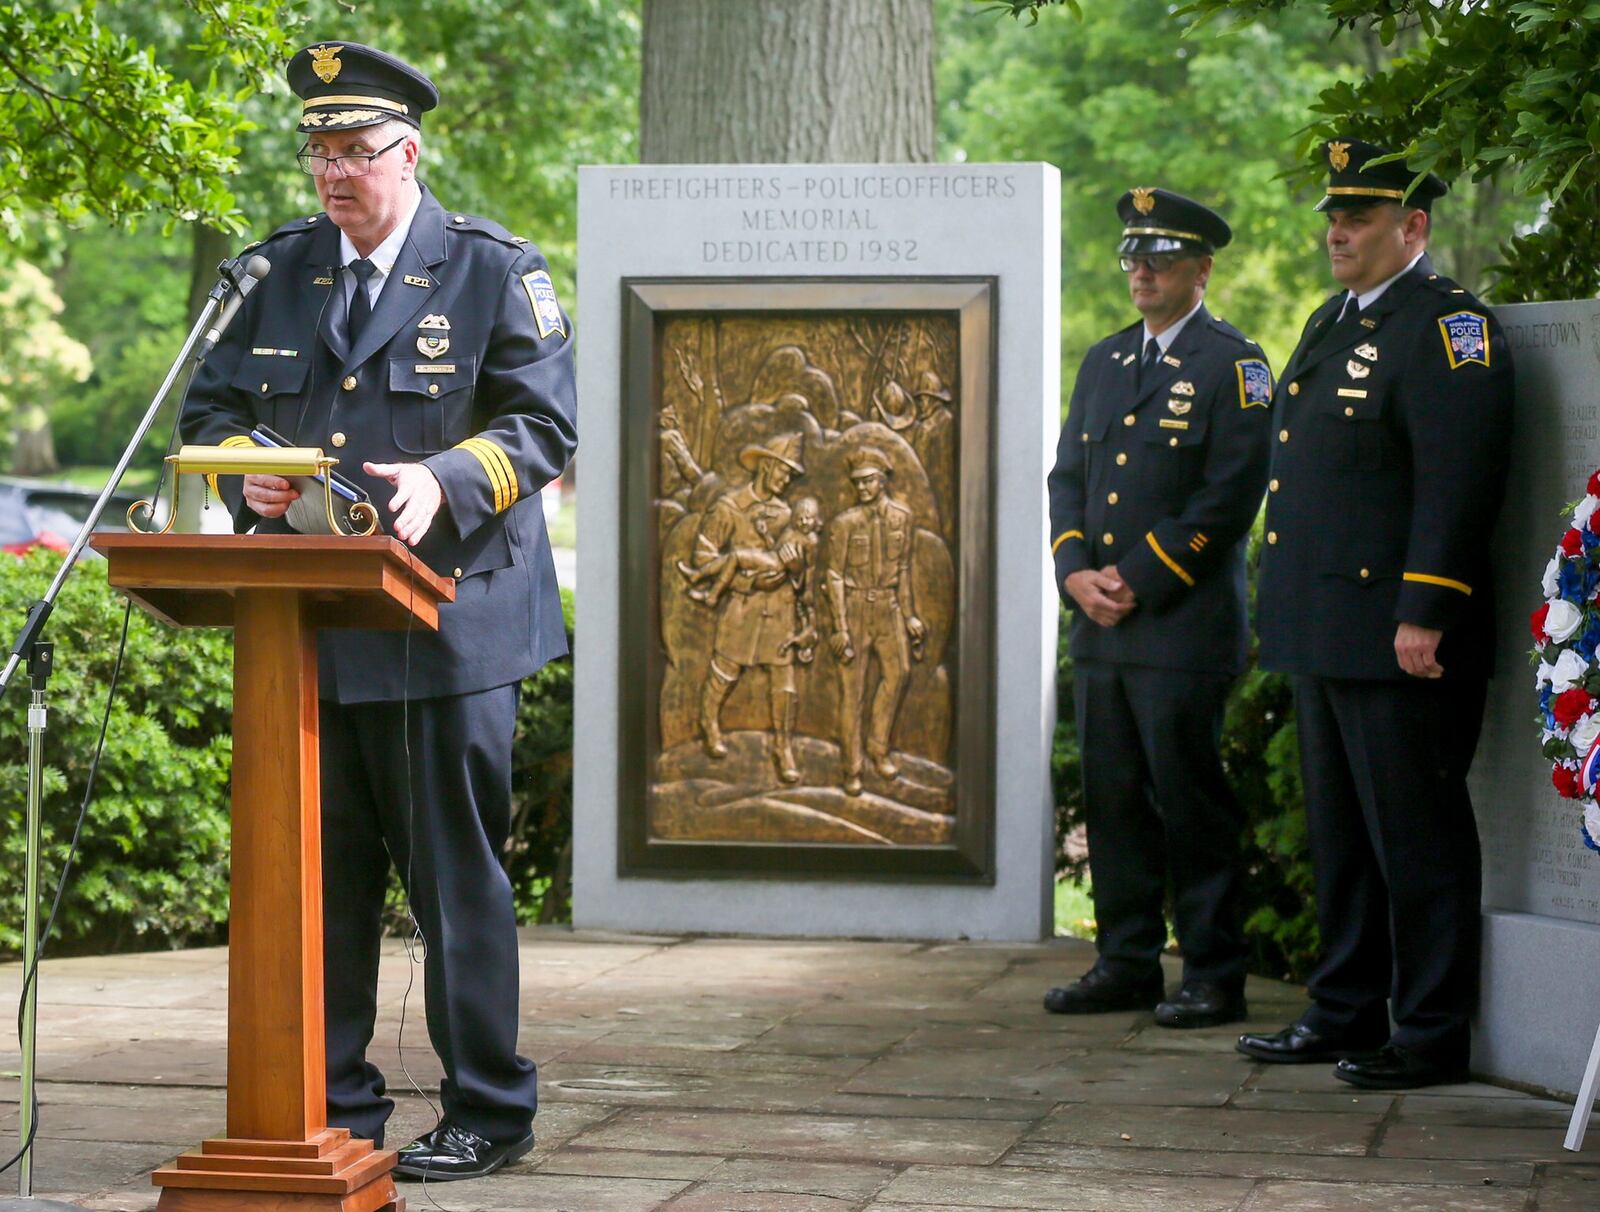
xmin=1154 ymin=981 xmax=1247 ymax=1029
xmin=1043 ymin=966 xmax=1164 ymax=1015
xmin=392 ymin=1121 xmax=535 ymax=1181
xmin=1236 ymin=1021 xmax=1385 ymax=1064
xmin=1333 ymin=1043 xmax=1468 ymax=1090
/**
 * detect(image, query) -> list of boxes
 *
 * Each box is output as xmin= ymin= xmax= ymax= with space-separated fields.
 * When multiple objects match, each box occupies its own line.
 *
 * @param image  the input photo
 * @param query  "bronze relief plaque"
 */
xmin=619 ymin=280 xmax=996 ymax=880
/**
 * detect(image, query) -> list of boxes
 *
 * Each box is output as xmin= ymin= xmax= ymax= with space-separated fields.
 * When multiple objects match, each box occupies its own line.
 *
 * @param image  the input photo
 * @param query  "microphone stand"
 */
xmin=0 ymin=274 xmax=226 ymax=1200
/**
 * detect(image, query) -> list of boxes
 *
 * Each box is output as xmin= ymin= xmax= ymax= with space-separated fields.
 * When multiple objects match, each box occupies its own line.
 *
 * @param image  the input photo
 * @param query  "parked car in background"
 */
xmin=0 ymin=476 xmax=145 ymax=556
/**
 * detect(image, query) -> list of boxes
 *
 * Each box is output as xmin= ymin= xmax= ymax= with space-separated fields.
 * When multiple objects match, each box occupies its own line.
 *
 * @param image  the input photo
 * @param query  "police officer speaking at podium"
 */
xmin=1237 ymin=139 xmax=1513 ymax=1089
xmin=1045 ymin=190 xmax=1272 ymax=1028
xmin=181 ymin=42 xmax=577 ymax=1179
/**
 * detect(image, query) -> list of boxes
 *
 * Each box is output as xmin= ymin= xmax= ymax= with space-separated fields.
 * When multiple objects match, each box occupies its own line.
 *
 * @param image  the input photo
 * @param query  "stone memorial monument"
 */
xmin=1474 ymin=300 xmax=1600 ymax=1093
xmin=572 ymin=164 xmax=1059 ymax=939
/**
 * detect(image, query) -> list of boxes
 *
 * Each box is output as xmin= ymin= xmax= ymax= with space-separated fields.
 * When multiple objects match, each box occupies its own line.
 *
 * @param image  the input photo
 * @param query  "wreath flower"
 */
xmin=1533 ymin=472 xmax=1600 ymax=852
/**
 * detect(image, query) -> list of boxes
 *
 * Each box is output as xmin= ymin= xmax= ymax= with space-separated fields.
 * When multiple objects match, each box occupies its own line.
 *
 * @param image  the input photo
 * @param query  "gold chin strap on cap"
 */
xmin=129 ymin=443 xmax=378 ymax=537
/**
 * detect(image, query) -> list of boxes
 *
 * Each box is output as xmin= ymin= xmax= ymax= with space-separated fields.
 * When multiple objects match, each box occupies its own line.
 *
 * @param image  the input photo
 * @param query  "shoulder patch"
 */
xmin=1235 ymin=358 xmax=1272 ymax=409
xmin=521 ymin=269 xmax=567 ymax=340
xmin=1438 ymin=310 xmax=1490 ymax=369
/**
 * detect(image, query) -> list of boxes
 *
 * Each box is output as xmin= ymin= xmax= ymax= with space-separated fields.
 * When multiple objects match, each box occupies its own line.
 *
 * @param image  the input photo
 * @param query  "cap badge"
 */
xmin=1131 ymin=187 xmax=1156 ymax=216
xmin=1328 ymin=141 xmax=1351 ymax=171
xmin=1355 ymin=343 xmax=1379 ymax=362
xmin=417 ymin=314 xmax=451 ymax=359
xmin=1171 ymin=380 xmax=1196 ymax=397
xmin=310 ymin=44 xmax=344 ymax=85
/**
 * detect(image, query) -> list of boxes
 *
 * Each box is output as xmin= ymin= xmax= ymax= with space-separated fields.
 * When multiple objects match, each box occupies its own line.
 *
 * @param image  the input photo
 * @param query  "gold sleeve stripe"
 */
xmin=1403 ymin=571 xmax=1472 ymax=595
xmin=1145 ymin=533 xmax=1195 ymax=587
xmin=1051 ymin=529 xmax=1085 ymax=554
xmin=457 ymin=438 xmax=519 ymax=513
xmin=210 ymin=435 xmax=257 ymax=497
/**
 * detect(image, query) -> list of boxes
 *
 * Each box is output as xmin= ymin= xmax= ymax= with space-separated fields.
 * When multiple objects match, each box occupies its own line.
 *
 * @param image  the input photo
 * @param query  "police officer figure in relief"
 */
xmin=182 ymin=43 xmax=577 ymax=1177
xmin=1045 ymin=190 xmax=1272 ymax=1027
xmin=1237 ymin=140 xmax=1513 ymax=1088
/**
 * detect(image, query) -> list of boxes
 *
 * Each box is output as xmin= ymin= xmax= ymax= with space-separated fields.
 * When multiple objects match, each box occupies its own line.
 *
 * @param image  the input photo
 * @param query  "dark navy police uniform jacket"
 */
xmin=182 ymin=184 xmax=578 ymax=703
xmin=1256 ymin=255 xmax=1513 ymax=682
xmin=1048 ymin=306 xmax=1274 ymax=674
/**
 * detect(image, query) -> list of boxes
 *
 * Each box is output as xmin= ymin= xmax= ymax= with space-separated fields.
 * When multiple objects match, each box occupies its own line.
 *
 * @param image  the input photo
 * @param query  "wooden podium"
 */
xmin=91 ymin=534 xmax=455 ymax=1212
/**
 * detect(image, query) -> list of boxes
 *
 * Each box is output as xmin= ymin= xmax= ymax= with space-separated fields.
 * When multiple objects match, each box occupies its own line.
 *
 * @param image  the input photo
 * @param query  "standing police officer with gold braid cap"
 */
xmin=1238 ymin=139 xmax=1513 ymax=1088
xmin=1045 ymin=190 xmax=1272 ymax=1027
xmin=182 ymin=41 xmax=576 ymax=1178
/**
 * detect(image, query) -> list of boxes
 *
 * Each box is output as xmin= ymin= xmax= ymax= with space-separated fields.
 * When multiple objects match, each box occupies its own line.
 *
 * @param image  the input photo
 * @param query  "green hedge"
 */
xmin=1050 ymin=526 xmax=1320 ymax=982
xmin=0 ymin=552 xmax=574 ymax=954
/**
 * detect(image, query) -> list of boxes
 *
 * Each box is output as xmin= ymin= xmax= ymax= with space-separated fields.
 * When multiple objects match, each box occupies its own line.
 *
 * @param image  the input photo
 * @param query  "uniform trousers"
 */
xmin=1294 ymin=676 xmax=1486 ymax=1062
xmin=1073 ymin=661 xmax=1246 ymax=987
xmin=320 ymin=685 xmax=538 ymax=1147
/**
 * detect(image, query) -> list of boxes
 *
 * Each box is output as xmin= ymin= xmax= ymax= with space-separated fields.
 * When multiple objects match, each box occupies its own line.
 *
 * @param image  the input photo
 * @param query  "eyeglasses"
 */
xmin=1119 ymin=254 xmax=1191 ymax=274
xmin=296 ymin=135 xmax=406 ymax=178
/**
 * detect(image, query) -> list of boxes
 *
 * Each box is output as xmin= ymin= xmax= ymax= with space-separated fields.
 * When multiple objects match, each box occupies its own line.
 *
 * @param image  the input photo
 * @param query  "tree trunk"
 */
xmin=188 ymin=223 xmax=234 ymax=324
xmin=11 ymin=404 xmax=57 ymax=476
xmin=641 ymin=0 xmax=936 ymax=164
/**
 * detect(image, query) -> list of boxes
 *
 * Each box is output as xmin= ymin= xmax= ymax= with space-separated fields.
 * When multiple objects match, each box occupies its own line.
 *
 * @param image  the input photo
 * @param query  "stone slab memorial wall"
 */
xmin=1474 ymin=300 xmax=1600 ymax=1093
xmin=572 ymin=163 xmax=1060 ymax=940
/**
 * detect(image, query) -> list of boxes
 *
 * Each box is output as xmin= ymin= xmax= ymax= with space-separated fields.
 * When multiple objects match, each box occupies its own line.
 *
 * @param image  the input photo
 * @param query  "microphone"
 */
xmin=198 ymin=255 xmax=271 ymax=358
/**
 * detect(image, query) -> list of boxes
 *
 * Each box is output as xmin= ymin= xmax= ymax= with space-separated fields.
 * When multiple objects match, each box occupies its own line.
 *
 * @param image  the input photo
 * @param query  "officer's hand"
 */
xmin=1064 ymin=569 xmax=1136 ymax=628
xmin=1101 ymin=564 xmax=1137 ymax=607
xmin=364 ymin=462 xmax=443 ymax=547
xmin=830 ymin=631 xmax=854 ymax=663
xmin=242 ymin=474 xmax=298 ymax=519
xmin=1395 ymin=622 xmax=1445 ymax=678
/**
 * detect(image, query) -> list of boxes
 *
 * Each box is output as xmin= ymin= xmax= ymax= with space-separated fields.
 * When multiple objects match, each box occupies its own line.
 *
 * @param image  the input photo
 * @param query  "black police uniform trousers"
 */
xmin=319 ymin=683 xmax=538 ymax=1146
xmin=1294 ymin=675 xmax=1487 ymax=1062
xmin=1073 ymin=661 xmax=1247 ymax=988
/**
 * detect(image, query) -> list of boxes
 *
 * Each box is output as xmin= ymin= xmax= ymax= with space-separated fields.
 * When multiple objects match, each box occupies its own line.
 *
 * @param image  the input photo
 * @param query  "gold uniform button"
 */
xmin=1081 ymin=433 xmax=1088 ymax=443
xmin=1168 ymin=437 xmax=1178 ymax=447
xmin=453 ymin=215 xmax=467 ymax=224
xmin=342 ymin=375 xmax=358 ymax=391
xmin=1116 ymin=452 xmax=1128 ymax=466
xmin=1344 ymin=406 xmax=1354 ymax=417
xmin=1279 ymin=429 xmax=1289 ymax=443
xmin=1359 ymin=567 xmax=1370 ymax=579
xmin=1123 ymin=414 xmax=1136 ymax=427
xmin=1102 ymin=532 xmax=1115 ymax=545
xmin=428 ymin=383 xmax=440 ymax=395
xmin=331 ymin=432 xmax=346 ymax=448
xmin=260 ymin=382 xmax=269 ymax=393
xmin=1289 ymin=382 xmax=1301 ymax=396
xmin=1267 ymin=531 xmax=1279 ymax=545
xmin=1270 ymin=478 xmax=1280 ymax=492
xmin=1107 ymin=492 xmax=1119 ymax=505
xmin=453 ymin=567 xmax=464 ymax=578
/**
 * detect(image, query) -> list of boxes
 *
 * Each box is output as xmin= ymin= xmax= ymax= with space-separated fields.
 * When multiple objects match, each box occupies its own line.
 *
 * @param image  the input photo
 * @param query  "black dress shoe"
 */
xmin=1333 ymin=1043 xmax=1468 ymax=1090
xmin=393 ymin=1121 xmax=535 ymax=1181
xmin=1236 ymin=1021 xmax=1385 ymax=1064
xmin=1043 ymin=966 xmax=1164 ymax=1015
xmin=1154 ymin=981 xmax=1247 ymax=1029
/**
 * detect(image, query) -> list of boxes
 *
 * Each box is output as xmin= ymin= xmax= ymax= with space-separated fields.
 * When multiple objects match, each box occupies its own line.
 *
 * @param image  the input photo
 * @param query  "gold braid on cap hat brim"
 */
xmin=1121 ymin=226 xmax=1206 ymax=243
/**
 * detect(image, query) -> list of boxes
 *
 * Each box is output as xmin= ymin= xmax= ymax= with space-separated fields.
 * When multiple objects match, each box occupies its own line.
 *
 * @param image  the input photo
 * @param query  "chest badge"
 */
xmin=1355 ymin=343 xmax=1379 ymax=362
xmin=1162 ymin=354 xmax=1182 ymax=368
xmin=1171 ymin=380 xmax=1196 ymax=396
xmin=417 ymin=314 xmax=451 ymax=359
xmin=1346 ymin=359 xmax=1371 ymax=379
xmin=1167 ymin=398 xmax=1192 ymax=416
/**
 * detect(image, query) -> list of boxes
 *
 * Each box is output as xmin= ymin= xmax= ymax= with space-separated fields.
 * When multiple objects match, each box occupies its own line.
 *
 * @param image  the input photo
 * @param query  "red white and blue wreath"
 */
xmin=1534 ymin=469 xmax=1600 ymax=852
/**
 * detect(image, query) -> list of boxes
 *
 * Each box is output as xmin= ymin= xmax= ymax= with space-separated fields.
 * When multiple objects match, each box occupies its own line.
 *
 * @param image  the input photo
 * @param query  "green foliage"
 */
xmin=0 ymin=548 xmax=236 ymax=954
xmin=0 ymin=251 xmax=93 ymax=466
xmin=1175 ymin=0 xmax=1598 ymax=301
xmin=1051 ymin=526 xmax=1321 ymax=981
xmin=0 ymin=0 xmax=297 ymax=237
xmin=505 ymin=588 xmax=575 ymax=923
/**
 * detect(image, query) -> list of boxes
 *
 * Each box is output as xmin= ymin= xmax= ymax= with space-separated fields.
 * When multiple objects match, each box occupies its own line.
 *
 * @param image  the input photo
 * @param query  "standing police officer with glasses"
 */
xmin=1238 ymin=139 xmax=1513 ymax=1088
xmin=1045 ymin=190 xmax=1272 ymax=1028
xmin=182 ymin=42 xmax=576 ymax=1177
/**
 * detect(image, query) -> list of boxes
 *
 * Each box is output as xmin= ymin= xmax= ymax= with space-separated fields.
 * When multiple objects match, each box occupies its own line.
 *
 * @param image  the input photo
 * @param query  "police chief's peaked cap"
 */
xmin=288 ymin=41 xmax=439 ymax=134
xmin=1116 ymin=188 xmax=1232 ymax=256
xmin=1315 ymin=137 xmax=1448 ymax=212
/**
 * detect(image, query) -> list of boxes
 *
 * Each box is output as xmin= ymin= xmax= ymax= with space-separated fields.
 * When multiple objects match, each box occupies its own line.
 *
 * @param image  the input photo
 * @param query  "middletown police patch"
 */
xmin=521 ymin=269 xmax=567 ymax=340
xmin=1235 ymin=358 xmax=1272 ymax=409
xmin=1438 ymin=310 xmax=1490 ymax=370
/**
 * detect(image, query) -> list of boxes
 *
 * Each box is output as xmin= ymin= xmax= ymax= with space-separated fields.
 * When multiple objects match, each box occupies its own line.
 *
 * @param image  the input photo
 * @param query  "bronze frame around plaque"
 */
xmin=619 ymin=278 xmax=998 ymax=882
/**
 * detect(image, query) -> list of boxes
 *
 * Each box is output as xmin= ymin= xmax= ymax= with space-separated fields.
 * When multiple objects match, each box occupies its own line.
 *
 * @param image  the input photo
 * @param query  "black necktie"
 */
xmin=1138 ymin=336 xmax=1161 ymax=389
xmin=346 ymin=258 xmax=376 ymax=344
